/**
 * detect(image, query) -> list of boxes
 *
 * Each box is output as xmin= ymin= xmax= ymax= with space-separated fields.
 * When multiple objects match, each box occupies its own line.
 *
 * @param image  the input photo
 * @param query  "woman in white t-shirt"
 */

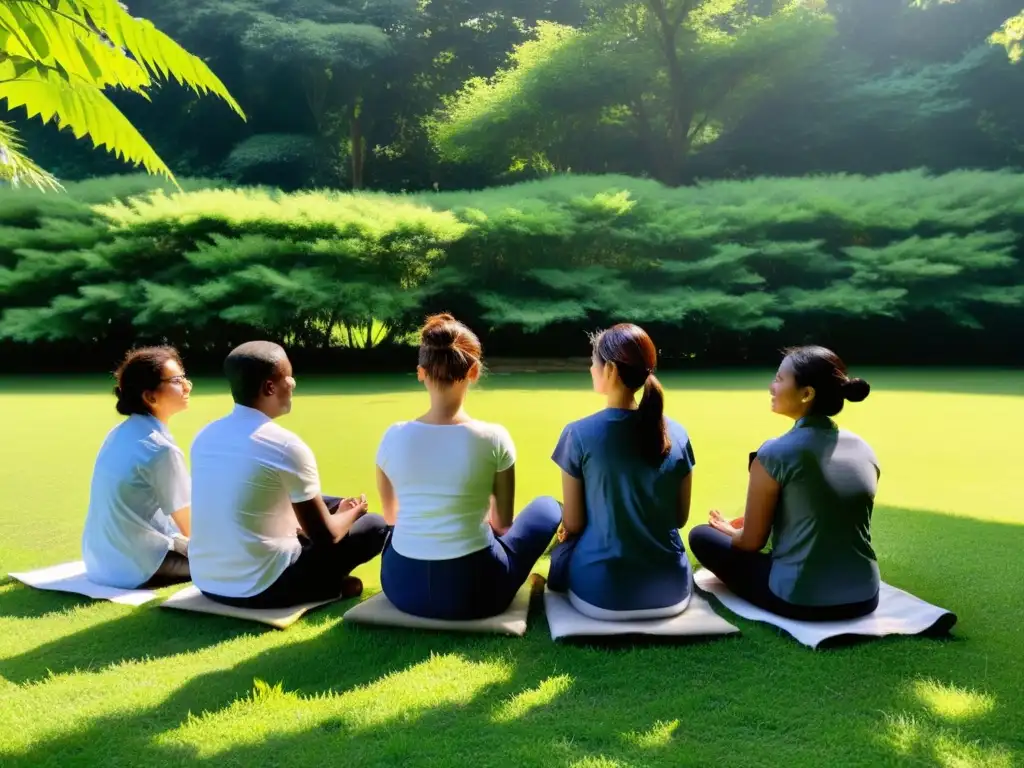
xmin=82 ymin=346 xmax=193 ymax=589
xmin=376 ymin=314 xmax=561 ymax=620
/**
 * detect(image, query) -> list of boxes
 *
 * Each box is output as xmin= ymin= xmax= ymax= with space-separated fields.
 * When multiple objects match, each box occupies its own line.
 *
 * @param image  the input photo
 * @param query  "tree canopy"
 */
xmin=0 ymin=0 xmax=243 ymax=189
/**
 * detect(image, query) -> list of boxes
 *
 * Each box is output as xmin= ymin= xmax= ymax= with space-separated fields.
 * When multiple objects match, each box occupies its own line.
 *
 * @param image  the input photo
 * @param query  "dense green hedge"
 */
xmin=1 ymin=171 xmax=1022 ymax=369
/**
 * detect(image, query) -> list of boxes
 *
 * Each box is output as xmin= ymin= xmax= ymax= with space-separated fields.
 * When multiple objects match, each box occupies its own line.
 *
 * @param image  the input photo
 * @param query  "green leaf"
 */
xmin=22 ymin=22 xmax=49 ymax=58
xmin=0 ymin=119 xmax=62 ymax=190
xmin=73 ymin=37 xmax=102 ymax=80
xmin=0 ymin=60 xmax=174 ymax=182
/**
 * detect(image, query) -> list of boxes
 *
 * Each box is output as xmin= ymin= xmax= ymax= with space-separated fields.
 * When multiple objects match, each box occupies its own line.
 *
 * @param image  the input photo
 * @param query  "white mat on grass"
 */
xmin=343 ymin=585 xmax=531 ymax=636
xmin=160 ymin=586 xmax=338 ymax=630
xmin=543 ymin=589 xmax=740 ymax=641
xmin=7 ymin=561 xmax=158 ymax=606
xmin=693 ymin=568 xmax=957 ymax=649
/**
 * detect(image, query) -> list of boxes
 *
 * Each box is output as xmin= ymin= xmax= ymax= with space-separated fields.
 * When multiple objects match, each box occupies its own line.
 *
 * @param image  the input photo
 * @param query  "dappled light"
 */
xmin=158 ymin=653 xmax=514 ymax=759
xmin=913 ymin=680 xmax=996 ymax=722
xmin=2 ymin=0 xmax=1023 ymax=765
xmin=884 ymin=713 xmax=1014 ymax=768
xmin=490 ymin=673 xmax=573 ymax=723
xmin=621 ymin=719 xmax=680 ymax=749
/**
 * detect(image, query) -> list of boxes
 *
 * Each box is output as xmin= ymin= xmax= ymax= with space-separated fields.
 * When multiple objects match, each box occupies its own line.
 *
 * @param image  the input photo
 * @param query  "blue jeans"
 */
xmin=381 ymin=496 xmax=561 ymax=620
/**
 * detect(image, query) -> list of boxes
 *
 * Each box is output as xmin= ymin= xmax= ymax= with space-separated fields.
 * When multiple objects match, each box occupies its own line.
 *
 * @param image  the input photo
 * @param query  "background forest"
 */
xmin=2 ymin=0 xmax=1023 ymax=370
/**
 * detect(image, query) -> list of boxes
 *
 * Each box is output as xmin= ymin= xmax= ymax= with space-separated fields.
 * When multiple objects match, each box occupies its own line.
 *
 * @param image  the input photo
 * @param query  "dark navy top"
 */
xmin=552 ymin=409 xmax=696 ymax=612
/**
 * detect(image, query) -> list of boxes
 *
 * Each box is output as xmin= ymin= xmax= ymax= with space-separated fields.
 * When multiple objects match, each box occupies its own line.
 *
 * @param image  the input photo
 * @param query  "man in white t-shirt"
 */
xmin=188 ymin=341 xmax=388 ymax=608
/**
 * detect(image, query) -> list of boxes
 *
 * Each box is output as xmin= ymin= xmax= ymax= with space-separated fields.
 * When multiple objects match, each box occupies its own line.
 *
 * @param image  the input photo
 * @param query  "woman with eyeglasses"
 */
xmin=82 ymin=346 xmax=194 ymax=588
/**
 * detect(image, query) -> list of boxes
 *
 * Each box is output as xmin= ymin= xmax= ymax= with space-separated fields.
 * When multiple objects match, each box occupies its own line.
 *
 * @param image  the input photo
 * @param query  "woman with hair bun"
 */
xmin=81 ymin=346 xmax=193 ymax=588
xmin=375 ymin=313 xmax=561 ymax=620
xmin=689 ymin=345 xmax=881 ymax=621
xmin=546 ymin=323 xmax=697 ymax=621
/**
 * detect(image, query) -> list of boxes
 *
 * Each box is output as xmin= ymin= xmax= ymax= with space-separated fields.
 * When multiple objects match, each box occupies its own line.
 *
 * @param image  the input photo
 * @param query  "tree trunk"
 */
xmin=364 ymin=318 xmax=375 ymax=349
xmin=645 ymin=0 xmax=695 ymax=185
xmin=350 ymin=98 xmax=365 ymax=190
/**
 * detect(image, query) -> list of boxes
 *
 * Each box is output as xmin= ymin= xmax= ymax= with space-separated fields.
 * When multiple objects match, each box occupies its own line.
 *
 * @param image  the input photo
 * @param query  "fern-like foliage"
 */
xmin=0 ymin=0 xmax=244 ymax=189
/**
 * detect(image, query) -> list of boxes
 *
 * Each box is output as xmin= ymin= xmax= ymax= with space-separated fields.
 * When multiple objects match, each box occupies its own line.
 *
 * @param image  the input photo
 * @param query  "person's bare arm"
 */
xmin=376 ymin=466 xmax=398 ymax=526
xmin=560 ymin=470 xmax=586 ymax=536
xmin=676 ymin=473 xmax=693 ymax=529
xmin=170 ymin=506 xmax=191 ymax=538
xmin=709 ymin=459 xmax=778 ymax=551
xmin=489 ymin=465 xmax=515 ymax=535
xmin=293 ymin=496 xmax=367 ymax=545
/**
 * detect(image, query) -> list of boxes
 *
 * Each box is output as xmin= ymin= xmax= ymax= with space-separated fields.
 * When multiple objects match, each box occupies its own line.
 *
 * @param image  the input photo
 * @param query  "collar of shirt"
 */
xmin=231 ymin=403 xmax=272 ymax=424
xmin=794 ymin=414 xmax=837 ymax=431
xmin=129 ymin=412 xmax=170 ymax=436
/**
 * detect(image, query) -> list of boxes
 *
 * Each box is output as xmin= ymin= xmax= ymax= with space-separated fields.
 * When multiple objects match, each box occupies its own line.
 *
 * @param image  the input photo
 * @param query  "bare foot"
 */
xmin=341 ymin=576 xmax=364 ymax=599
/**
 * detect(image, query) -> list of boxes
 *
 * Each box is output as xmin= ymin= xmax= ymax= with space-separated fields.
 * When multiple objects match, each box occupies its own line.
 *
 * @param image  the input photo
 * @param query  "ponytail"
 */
xmin=637 ymin=373 xmax=670 ymax=466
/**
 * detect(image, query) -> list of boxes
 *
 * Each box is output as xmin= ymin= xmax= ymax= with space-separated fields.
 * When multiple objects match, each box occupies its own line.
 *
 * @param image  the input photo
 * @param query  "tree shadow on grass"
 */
xmin=0 ymin=592 xmax=260 ymax=683
xmin=1 ymin=506 xmax=1022 ymax=767
xmin=0 ymin=581 xmax=117 ymax=620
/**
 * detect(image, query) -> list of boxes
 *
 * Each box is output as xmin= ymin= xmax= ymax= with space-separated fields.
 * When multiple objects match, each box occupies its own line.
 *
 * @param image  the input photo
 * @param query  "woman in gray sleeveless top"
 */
xmin=689 ymin=346 xmax=880 ymax=621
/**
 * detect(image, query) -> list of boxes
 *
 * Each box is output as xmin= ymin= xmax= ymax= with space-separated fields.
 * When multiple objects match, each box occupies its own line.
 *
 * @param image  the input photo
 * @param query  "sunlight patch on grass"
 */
xmin=914 ymin=679 xmax=996 ymax=721
xmin=491 ymin=673 xmax=573 ymax=722
xmin=159 ymin=653 xmax=513 ymax=758
xmin=569 ymin=757 xmax=633 ymax=768
xmin=884 ymin=713 xmax=1013 ymax=768
xmin=621 ymin=718 xmax=680 ymax=749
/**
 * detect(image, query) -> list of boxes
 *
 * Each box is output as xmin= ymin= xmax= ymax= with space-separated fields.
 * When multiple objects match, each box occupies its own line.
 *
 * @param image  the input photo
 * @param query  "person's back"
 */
xmin=548 ymin=324 xmax=695 ymax=620
xmin=377 ymin=314 xmax=561 ymax=621
xmin=758 ymin=417 xmax=879 ymax=606
xmin=688 ymin=345 xmax=881 ymax=622
xmin=379 ymin=419 xmax=513 ymax=560
xmin=189 ymin=340 xmax=386 ymax=609
xmin=81 ymin=346 xmax=193 ymax=590
xmin=83 ymin=416 xmax=185 ymax=587
xmin=189 ymin=406 xmax=313 ymax=598
xmin=563 ymin=411 xmax=692 ymax=572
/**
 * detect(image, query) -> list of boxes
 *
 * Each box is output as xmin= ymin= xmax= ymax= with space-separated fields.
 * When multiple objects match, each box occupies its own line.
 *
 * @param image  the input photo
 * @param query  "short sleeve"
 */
xmin=281 ymin=437 xmax=321 ymax=503
xmin=148 ymin=445 xmax=191 ymax=514
xmin=668 ymin=421 xmax=696 ymax=474
xmin=491 ymin=424 xmax=516 ymax=472
xmin=754 ymin=437 xmax=791 ymax=485
xmin=551 ymin=424 xmax=583 ymax=479
xmin=375 ymin=425 xmax=396 ymax=472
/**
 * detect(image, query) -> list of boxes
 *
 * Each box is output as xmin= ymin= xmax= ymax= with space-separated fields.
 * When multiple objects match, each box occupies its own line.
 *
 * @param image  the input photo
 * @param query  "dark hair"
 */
xmin=592 ymin=323 xmax=670 ymax=465
xmin=784 ymin=345 xmax=871 ymax=417
xmin=224 ymin=340 xmax=288 ymax=406
xmin=113 ymin=346 xmax=183 ymax=416
xmin=417 ymin=313 xmax=483 ymax=385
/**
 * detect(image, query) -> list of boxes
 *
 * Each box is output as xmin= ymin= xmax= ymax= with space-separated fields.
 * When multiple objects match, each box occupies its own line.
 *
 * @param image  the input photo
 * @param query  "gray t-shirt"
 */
xmin=756 ymin=415 xmax=880 ymax=607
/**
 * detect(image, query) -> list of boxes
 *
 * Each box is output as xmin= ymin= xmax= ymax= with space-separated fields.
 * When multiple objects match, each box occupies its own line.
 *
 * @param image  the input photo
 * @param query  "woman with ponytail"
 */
xmin=82 ymin=346 xmax=193 ymax=589
xmin=375 ymin=314 xmax=561 ymax=620
xmin=547 ymin=324 xmax=697 ymax=620
xmin=689 ymin=345 xmax=881 ymax=621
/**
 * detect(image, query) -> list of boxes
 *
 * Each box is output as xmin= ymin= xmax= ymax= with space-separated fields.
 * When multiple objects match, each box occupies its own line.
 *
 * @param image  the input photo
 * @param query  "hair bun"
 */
xmin=842 ymin=377 xmax=871 ymax=403
xmin=421 ymin=313 xmax=458 ymax=348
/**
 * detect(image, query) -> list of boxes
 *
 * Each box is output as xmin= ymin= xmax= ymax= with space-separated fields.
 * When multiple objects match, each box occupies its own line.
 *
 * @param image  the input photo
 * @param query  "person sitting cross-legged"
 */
xmin=189 ymin=341 xmax=388 ymax=609
xmin=82 ymin=346 xmax=194 ymax=589
xmin=688 ymin=345 xmax=880 ymax=622
xmin=376 ymin=313 xmax=561 ymax=621
xmin=546 ymin=324 xmax=697 ymax=621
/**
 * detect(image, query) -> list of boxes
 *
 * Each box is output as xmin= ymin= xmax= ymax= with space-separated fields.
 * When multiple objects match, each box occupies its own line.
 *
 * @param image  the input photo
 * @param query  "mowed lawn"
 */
xmin=0 ymin=369 xmax=1022 ymax=767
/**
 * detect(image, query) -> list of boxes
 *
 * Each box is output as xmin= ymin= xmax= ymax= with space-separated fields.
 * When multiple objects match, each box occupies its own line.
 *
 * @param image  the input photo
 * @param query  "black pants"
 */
xmin=688 ymin=525 xmax=878 ymax=622
xmin=141 ymin=550 xmax=191 ymax=589
xmin=205 ymin=508 xmax=389 ymax=610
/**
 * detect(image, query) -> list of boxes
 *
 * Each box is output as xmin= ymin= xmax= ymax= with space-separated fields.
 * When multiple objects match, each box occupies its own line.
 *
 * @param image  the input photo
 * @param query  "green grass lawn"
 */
xmin=1 ymin=369 xmax=1022 ymax=767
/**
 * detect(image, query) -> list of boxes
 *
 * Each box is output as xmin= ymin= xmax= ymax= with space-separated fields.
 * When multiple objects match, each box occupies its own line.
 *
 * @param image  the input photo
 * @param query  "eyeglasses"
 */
xmin=162 ymin=375 xmax=191 ymax=386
